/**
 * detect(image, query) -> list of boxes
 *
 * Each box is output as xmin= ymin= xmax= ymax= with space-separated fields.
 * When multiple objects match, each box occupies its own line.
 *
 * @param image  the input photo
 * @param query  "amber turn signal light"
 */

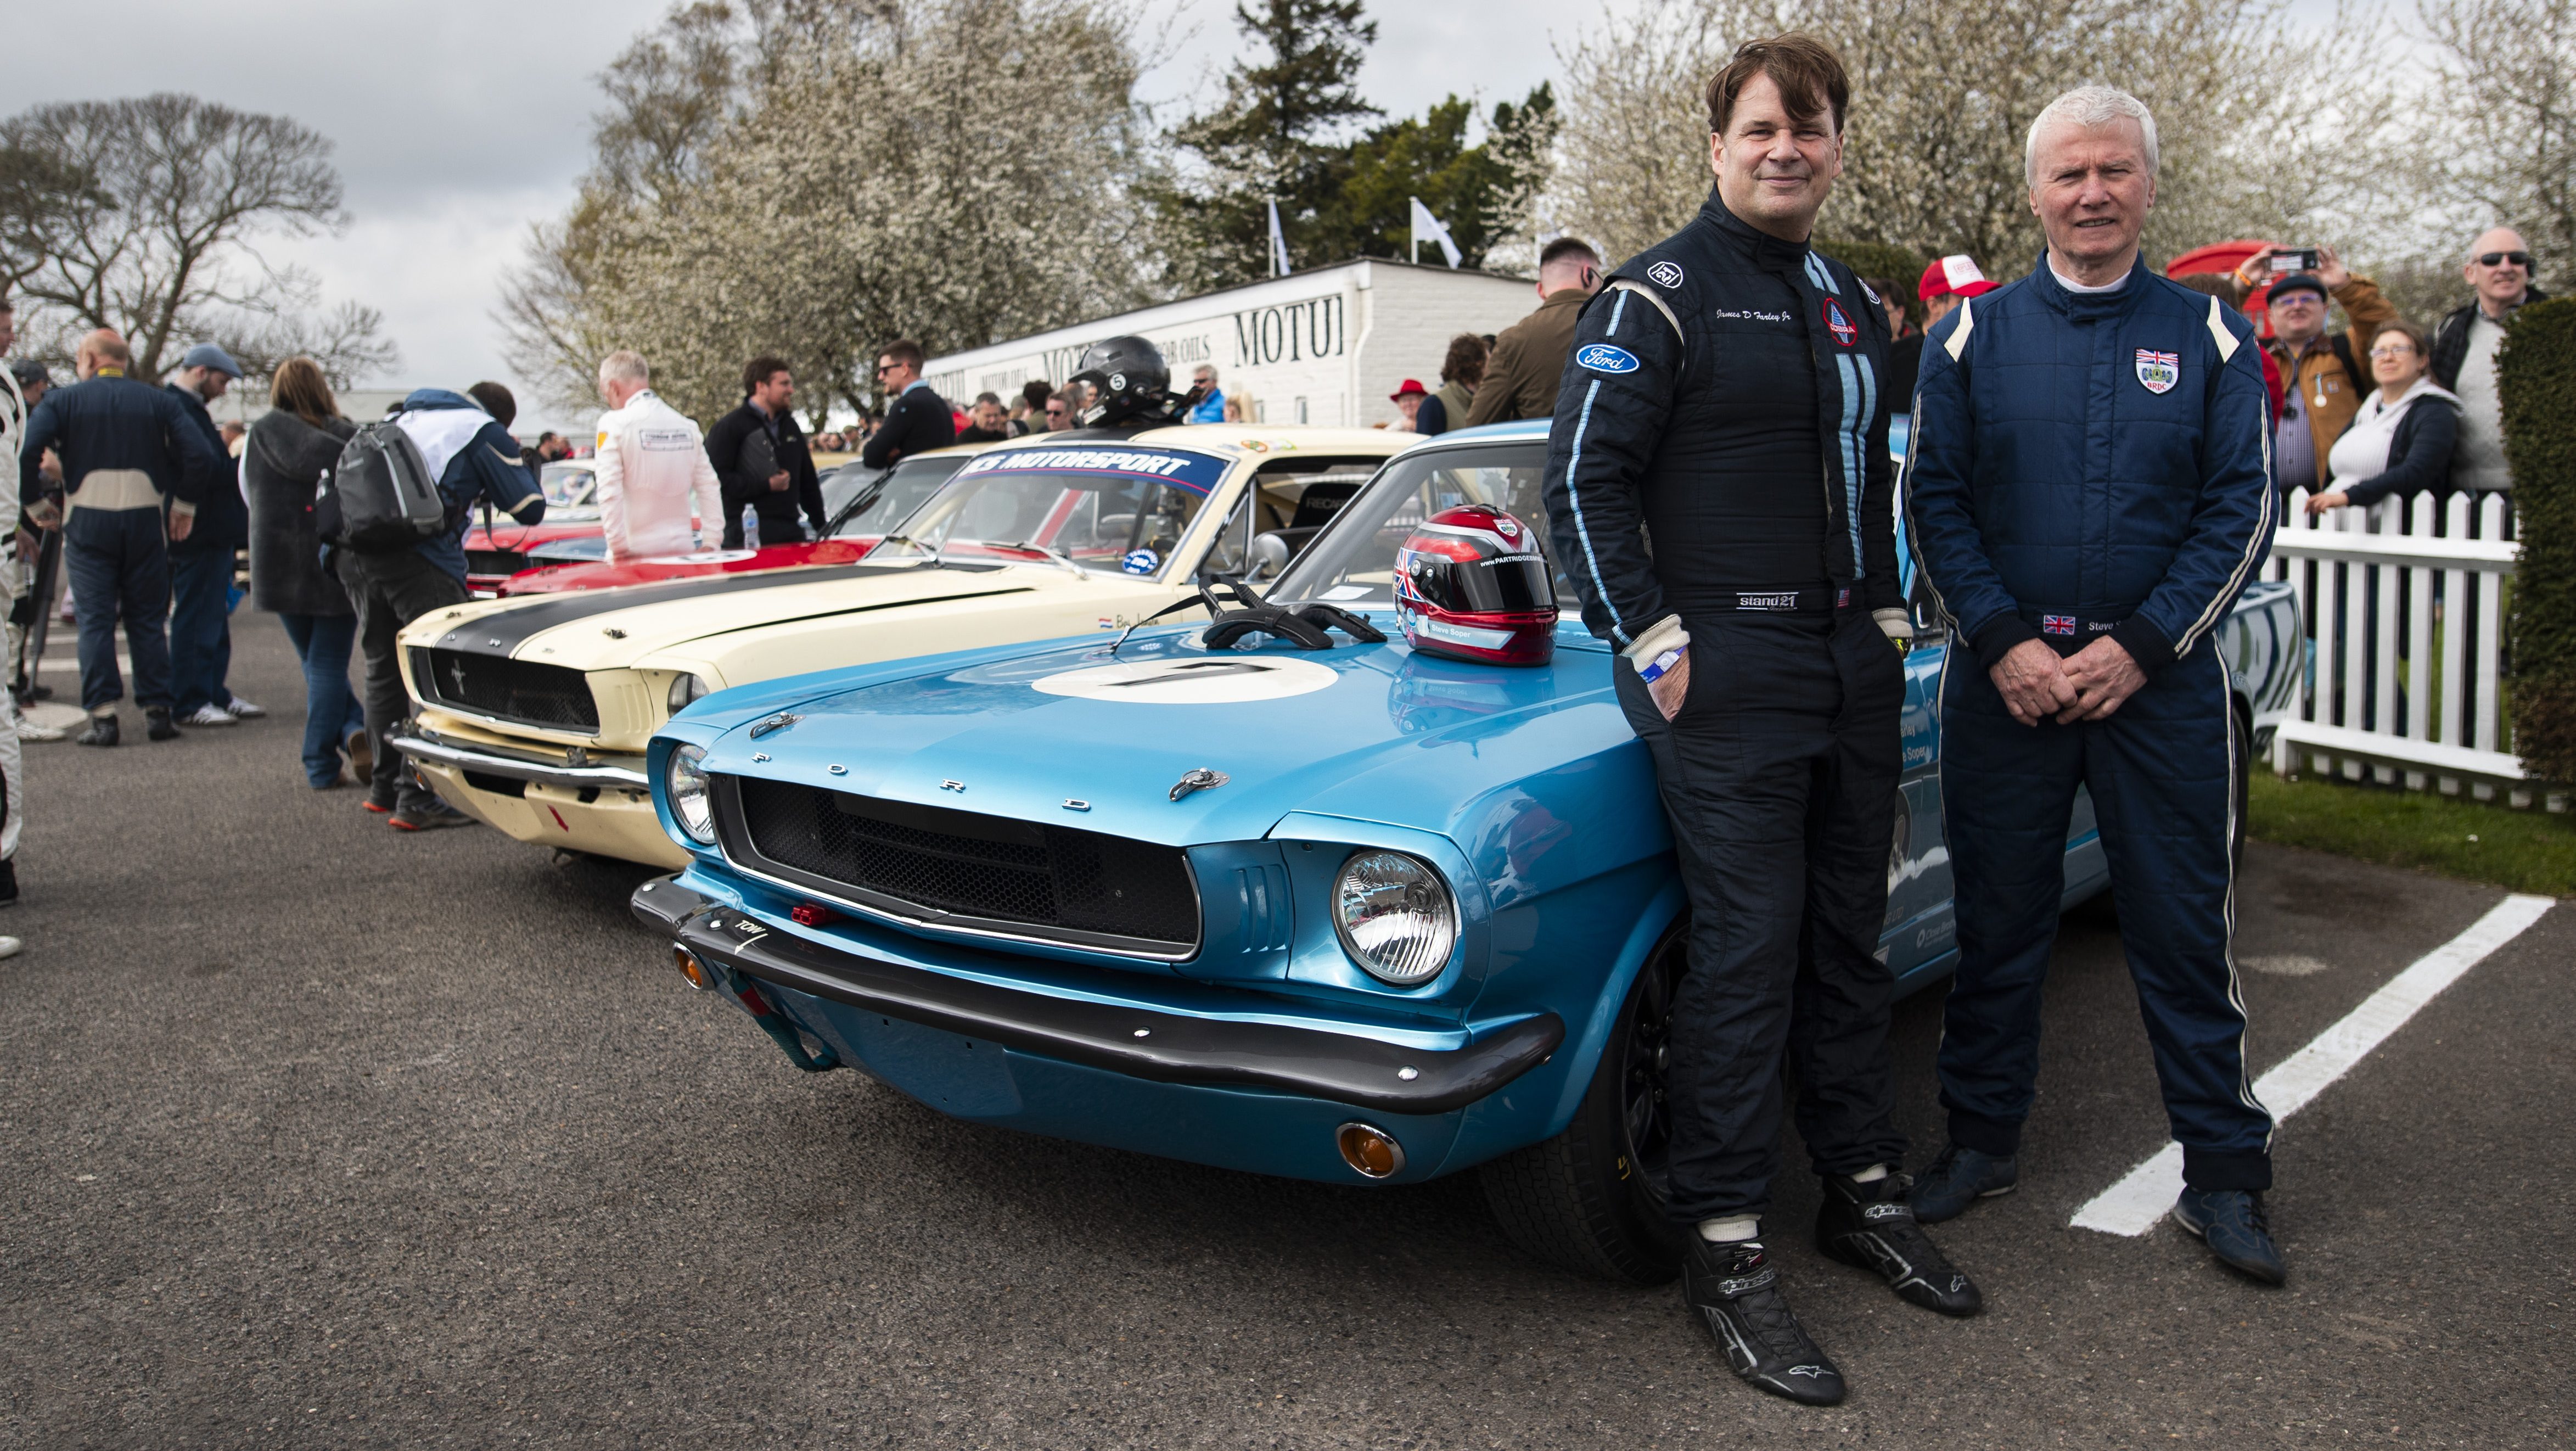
xmin=674 ymin=944 xmax=711 ymax=991
xmin=1335 ymin=1122 xmax=1407 ymax=1179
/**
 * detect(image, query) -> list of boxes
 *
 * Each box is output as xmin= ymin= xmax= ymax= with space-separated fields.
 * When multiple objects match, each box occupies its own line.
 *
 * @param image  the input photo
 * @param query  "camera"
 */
xmin=2267 ymin=248 xmax=2322 ymax=276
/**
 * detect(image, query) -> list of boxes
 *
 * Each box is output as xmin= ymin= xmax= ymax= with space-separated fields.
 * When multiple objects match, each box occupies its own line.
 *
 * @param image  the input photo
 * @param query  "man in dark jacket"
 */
xmin=1542 ymin=36 xmax=1976 ymax=1409
xmin=1468 ymin=238 xmax=1602 ymax=425
xmin=347 ymin=388 xmax=544 ymax=830
xmin=2430 ymin=226 xmax=2546 ymax=499
xmin=1905 ymin=86 xmax=2282 ymax=1284
xmin=705 ymin=356 xmax=823 ymax=547
xmin=861 ymin=339 xmax=955 ymax=469
xmin=166 ymin=343 xmax=262 ymax=728
xmin=17 ymin=329 xmax=220 ymax=746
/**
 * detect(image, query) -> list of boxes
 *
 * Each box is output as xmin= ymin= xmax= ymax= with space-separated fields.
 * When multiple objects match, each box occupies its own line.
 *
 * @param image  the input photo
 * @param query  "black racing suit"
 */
xmin=1541 ymin=190 xmax=1909 ymax=1226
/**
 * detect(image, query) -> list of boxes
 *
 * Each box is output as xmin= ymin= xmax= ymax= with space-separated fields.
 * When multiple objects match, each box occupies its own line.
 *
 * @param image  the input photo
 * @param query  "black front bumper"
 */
xmin=633 ymin=877 xmax=1562 ymax=1115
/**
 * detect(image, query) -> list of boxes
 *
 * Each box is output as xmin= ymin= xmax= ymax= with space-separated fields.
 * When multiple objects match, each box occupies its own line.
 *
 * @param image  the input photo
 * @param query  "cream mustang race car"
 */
xmin=390 ymin=427 xmax=1406 ymax=867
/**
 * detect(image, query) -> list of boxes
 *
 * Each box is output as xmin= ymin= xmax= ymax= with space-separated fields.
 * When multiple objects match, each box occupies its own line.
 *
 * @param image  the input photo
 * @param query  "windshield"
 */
xmin=819 ymin=454 xmax=969 ymax=536
xmin=865 ymin=444 xmax=1229 ymax=576
xmin=1271 ymin=440 xmax=1579 ymax=609
xmin=538 ymin=462 xmax=596 ymax=509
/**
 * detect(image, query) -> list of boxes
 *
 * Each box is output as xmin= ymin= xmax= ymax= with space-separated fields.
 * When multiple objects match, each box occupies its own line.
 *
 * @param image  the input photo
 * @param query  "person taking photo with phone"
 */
xmin=2222 ymin=244 xmax=2395 ymax=495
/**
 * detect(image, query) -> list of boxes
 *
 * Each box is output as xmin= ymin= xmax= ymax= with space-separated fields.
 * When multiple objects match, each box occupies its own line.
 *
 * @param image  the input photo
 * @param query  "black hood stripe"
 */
xmin=435 ymin=561 xmax=1003 ymax=657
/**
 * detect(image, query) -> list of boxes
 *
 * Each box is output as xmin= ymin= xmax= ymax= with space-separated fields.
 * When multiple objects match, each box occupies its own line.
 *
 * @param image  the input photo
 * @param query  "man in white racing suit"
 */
xmin=593 ymin=350 xmax=722 ymax=563
xmin=0 ymin=295 xmax=33 ymax=940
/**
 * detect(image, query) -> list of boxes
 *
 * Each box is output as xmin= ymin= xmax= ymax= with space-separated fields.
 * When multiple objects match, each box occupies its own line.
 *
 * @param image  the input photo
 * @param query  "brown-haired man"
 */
xmin=860 ymin=339 xmax=956 ymax=469
xmin=1541 ymin=33 xmax=1978 ymax=1407
xmin=705 ymin=355 xmax=825 ymax=546
xmin=1468 ymin=236 xmax=1602 ymax=425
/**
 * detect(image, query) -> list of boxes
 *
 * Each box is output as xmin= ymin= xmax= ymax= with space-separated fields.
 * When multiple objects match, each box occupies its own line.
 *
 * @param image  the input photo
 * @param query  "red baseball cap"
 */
xmin=1390 ymin=378 xmax=1428 ymax=400
xmin=1918 ymin=255 xmax=2000 ymax=301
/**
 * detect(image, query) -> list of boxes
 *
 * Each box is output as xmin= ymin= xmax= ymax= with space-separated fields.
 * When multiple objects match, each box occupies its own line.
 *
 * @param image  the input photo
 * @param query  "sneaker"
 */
xmin=179 ymin=704 xmax=236 ymax=727
xmin=0 ymin=936 xmax=20 ymax=960
xmin=222 ymin=696 xmax=266 ymax=719
xmin=1817 ymin=1172 xmax=1982 ymax=1316
xmin=145 ymin=708 xmax=179 ymax=742
xmin=75 ymin=714 xmax=119 ymax=748
xmin=1681 ymin=1236 xmax=1845 ymax=1406
xmin=0 ymin=859 xmax=18 ymax=907
xmin=1910 ymin=1142 xmax=2018 ymax=1224
xmin=15 ymin=710 xmax=65 ymax=742
xmin=346 ymin=727 xmax=373 ymax=784
xmin=389 ymin=799 xmax=476 ymax=831
xmin=2172 ymin=1189 xmax=2286 ymax=1285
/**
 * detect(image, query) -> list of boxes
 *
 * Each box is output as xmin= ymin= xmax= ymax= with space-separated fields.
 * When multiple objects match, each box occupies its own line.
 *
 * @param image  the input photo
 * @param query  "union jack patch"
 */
xmin=2042 ymin=614 xmax=2078 ymax=636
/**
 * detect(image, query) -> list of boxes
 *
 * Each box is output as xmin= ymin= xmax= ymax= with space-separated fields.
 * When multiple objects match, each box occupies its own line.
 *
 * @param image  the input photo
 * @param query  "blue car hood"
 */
xmin=699 ymin=628 xmax=1627 ymax=849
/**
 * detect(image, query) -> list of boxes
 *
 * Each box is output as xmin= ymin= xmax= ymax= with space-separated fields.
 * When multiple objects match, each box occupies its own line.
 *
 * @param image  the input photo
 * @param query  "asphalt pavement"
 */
xmin=2 ymin=613 xmax=2567 ymax=1449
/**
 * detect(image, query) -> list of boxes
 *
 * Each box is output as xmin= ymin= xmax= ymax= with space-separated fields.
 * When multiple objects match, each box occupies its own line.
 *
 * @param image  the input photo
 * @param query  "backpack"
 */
xmin=318 ymin=419 xmax=447 ymax=553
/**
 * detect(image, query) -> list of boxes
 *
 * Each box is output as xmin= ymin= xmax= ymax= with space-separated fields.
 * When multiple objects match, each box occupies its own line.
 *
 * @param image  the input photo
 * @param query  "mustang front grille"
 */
xmin=718 ymin=776 xmax=1200 ymax=955
xmin=409 ymin=647 xmax=600 ymax=731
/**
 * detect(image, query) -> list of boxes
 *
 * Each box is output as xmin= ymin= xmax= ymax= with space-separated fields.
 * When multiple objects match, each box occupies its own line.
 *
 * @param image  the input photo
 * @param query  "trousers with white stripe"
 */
xmin=1937 ymin=638 xmax=2274 ymax=1191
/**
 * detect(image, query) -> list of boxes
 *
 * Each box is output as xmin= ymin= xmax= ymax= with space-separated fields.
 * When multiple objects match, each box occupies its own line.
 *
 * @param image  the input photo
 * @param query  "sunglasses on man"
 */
xmin=2475 ymin=250 xmax=2534 ymax=268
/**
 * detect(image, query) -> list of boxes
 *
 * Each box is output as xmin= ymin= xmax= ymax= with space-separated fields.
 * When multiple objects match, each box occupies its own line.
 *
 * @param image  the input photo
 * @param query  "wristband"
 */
xmin=1638 ymin=647 xmax=1684 ymax=684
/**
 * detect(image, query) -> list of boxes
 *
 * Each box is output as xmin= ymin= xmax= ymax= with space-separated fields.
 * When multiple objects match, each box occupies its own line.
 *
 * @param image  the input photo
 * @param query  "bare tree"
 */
xmin=0 ymin=93 xmax=393 ymax=383
xmin=2416 ymin=0 xmax=2574 ymax=290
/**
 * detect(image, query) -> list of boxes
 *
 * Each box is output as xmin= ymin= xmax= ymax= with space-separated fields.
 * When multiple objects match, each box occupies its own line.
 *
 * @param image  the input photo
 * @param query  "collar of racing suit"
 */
xmin=1695 ymin=186 xmax=1817 ymax=272
xmin=2027 ymin=251 xmax=2156 ymax=320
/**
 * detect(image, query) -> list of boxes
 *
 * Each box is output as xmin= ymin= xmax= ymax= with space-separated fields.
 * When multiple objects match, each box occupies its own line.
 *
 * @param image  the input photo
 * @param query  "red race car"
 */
xmin=463 ymin=461 xmax=609 ymax=596
xmin=491 ymin=444 xmax=990 ymax=597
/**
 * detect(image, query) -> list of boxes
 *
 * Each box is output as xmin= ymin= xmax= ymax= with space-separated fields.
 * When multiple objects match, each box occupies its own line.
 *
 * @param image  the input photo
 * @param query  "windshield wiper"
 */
xmin=821 ymin=467 xmax=895 ymax=538
xmin=995 ymin=540 xmax=1088 ymax=576
xmin=874 ymin=534 xmax=944 ymax=566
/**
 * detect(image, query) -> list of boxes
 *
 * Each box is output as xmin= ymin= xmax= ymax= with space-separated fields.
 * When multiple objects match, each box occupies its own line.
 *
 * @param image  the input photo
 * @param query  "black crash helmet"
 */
xmin=1394 ymin=504 xmax=1558 ymax=666
xmin=1070 ymin=335 xmax=1171 ymax=425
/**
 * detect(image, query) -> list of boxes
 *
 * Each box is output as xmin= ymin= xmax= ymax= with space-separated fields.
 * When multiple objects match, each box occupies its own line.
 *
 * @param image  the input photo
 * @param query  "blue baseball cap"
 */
xmin=179 ymin=343 xmax=243 ymax=378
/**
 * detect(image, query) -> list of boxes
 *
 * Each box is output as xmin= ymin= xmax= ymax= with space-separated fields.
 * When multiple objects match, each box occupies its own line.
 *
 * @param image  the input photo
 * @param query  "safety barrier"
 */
xmin=2265 ymin=489 xmax=2557 ymax=807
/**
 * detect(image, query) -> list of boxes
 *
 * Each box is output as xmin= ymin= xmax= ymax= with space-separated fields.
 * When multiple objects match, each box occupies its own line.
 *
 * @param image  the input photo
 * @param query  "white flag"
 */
xmin=1409 ymin=196 xmax=1462 ymax=268
xmin=1268 ymin=198 xmax=1291 ymax=277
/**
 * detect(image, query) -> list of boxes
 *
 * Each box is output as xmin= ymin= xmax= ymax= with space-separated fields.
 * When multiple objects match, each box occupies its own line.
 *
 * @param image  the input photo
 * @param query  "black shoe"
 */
xmin=145 ymin=707 xmax=179 ymax=741
xmin=389 ymin=799 xmax=476 ymax=832
xmin=1910 ymin=1142 xmax=2018 ymax=1224
xmin=2172 ymin=1189 xmax=2286 ymax=1285
xmin=0 ymin=859 xmax=18 ymax=907
xmin=1681 ymin=1237 xmax=1845 ymax=1406
xmin=75 ymin=714 xmax=118 ymax=747
xmin=1817 ymin=1172 xmax=1983 ymax=1316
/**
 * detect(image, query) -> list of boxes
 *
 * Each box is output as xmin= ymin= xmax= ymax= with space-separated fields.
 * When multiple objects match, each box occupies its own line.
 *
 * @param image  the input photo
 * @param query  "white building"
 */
xmin=924 ymin=259 xmax=1540 ymax=431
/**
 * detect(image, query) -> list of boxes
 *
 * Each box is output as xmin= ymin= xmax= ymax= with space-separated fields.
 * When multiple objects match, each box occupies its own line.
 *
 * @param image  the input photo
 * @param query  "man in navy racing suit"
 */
xmin=1541 ymin=35 xmax=1980 ymax=1409
xmin=1904 ymin=86 xmax=2283 ymax=1284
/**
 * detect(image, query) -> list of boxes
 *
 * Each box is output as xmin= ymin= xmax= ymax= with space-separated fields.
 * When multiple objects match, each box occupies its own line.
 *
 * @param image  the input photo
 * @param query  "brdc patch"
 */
xmin=1822 ymin=297 xmax=1858 ymax=348
xmin=2135 ymin=349 xmax=2180 ymax=394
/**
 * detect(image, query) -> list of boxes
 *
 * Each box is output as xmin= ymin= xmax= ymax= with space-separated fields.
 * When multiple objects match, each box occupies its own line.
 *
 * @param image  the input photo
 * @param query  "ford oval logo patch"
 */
xmin=1577 ymin=344 xmax=1640 ymax=374
xmin=1823 ymin=297 xmax=1858 ymax=348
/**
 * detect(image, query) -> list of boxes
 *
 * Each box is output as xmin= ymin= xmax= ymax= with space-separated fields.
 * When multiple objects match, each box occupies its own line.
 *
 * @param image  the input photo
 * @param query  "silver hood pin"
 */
xmin=1169 ymin=767 xmax=1229 ymax=802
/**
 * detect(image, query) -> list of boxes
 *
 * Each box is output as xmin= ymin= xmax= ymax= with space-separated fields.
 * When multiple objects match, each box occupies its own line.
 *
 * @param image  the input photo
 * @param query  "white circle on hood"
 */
xmin=1032 ymin=656 xmax=1339 ymax=704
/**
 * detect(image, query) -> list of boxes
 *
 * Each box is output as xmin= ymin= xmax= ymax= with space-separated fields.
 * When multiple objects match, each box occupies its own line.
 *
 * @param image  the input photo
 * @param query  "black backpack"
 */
xmin=318 ymin=419 xmax=447 ymax=553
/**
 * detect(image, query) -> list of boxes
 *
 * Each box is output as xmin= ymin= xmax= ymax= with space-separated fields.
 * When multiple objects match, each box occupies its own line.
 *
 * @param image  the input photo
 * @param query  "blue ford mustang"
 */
xmin=632 ymin=419 xmax=2301 ymax=1281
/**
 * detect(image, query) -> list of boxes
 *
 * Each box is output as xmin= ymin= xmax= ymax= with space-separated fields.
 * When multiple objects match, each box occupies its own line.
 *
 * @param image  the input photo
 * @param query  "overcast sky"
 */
xmin=11 ymin=1 xmax=1628 ymax=426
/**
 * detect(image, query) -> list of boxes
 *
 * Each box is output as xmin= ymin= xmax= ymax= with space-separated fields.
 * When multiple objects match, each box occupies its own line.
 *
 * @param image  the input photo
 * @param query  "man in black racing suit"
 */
xmin=1540 ymin=35 xmax=1979 ymax=1407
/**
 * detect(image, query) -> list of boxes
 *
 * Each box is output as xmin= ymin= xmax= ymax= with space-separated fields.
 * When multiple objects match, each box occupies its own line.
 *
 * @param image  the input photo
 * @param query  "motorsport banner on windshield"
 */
xmin=957 ymin=446 xmax=1231 ymax=496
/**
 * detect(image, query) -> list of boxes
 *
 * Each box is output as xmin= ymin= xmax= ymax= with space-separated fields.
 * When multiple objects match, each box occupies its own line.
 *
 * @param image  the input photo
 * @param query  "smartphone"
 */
xmin=2268 ymin=248 xmax=2322 ymax=276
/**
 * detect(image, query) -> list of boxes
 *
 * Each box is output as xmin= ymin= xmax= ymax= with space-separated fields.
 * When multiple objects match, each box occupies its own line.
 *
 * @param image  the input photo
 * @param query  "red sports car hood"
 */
xmin=498 ymin=537 xmax=883 ymax=596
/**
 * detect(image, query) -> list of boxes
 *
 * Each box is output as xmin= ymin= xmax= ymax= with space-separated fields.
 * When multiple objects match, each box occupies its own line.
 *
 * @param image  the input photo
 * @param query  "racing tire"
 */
xmin=1479 ymin=927 xmax=1691 ymax=1285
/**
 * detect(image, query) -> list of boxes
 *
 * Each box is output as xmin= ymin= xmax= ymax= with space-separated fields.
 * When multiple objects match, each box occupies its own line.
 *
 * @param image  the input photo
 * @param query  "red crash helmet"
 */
xmin=1394 ymin=504 xmax=1558 ymax=666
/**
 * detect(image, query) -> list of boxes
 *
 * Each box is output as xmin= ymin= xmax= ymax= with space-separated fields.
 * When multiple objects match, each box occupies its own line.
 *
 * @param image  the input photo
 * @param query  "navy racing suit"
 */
xmin=1542 ymin=190 xmax=1910 ymax=1226
xmin=1906 ymin=254 xmax=2278 ymax=1192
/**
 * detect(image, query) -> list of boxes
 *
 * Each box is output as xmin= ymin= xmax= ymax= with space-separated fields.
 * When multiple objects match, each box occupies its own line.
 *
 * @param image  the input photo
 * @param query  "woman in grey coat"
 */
xmin=243 ymin=358 xmax=367 ymax=788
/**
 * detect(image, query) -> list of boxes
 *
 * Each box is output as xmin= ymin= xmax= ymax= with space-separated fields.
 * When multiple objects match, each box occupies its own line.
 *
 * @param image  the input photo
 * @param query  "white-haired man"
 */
xmin=1904 ymin=85 xmax=2284 ymax=1283
xmin=2431 ymin=226 xmax=2547 ymax=500
xmin=593 ymin=351 xmax=722 ymax=563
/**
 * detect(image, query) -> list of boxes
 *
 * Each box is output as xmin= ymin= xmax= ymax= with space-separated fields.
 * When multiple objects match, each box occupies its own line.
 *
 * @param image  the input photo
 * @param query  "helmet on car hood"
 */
xmin=1070 ymin=335 xmax=1173 ymax=427
xmin=1394 ymin=504 xmax=1557 ymax=666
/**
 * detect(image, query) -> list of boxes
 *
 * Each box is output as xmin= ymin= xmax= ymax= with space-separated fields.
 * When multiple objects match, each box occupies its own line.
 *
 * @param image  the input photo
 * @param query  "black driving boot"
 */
xmin=2173 ymin=1189 xmax=2286 ymax=1285
xmin=1909 ymin=1142 xmax=2018 ymax=1224
xmin=1681 ymin=1236 xmax=1845 ymax=1406
xmin=1817 ymin=1172 xmax=1983 ymax=1316
xmin=145 ymin=707 xmax=179 ymax=741
xmin=75 ymin=713 xmax=119 ymax=747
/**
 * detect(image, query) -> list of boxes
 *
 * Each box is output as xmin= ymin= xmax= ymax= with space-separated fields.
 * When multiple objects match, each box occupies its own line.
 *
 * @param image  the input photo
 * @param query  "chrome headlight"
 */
xmin=667 ymin=672 xmax=711 ymax=713
xmin=665 ymin=743 xmax=715 ymax=844
xmin=1332 ymin=850 xmax=1457 ymax=986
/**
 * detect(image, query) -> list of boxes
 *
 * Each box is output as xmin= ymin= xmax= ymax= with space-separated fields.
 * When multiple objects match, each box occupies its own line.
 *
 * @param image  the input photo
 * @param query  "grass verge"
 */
xmin=2250 ymin=770 xmax=2576 ymax=895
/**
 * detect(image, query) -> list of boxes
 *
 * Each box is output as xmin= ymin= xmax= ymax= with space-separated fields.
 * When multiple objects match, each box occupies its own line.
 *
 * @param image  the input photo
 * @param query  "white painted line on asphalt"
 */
xmin=2071 ymin=892 xmax=2555 ymax=1236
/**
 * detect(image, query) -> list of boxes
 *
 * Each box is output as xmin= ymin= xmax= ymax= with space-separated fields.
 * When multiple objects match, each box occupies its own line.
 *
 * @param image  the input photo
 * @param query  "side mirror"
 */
xmin=1245 ymin=531 xmax=1294 ymax=582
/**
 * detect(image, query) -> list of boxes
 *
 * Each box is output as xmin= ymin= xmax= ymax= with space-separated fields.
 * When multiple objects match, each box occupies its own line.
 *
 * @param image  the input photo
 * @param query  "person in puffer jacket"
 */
xmin=1903 ymin=86 xmax=2283 ymax=1285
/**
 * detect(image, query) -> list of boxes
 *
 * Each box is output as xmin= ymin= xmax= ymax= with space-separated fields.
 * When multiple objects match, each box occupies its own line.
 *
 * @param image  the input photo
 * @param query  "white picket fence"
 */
xmin=2265 ymin=489 xmax=2555 ymax=806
